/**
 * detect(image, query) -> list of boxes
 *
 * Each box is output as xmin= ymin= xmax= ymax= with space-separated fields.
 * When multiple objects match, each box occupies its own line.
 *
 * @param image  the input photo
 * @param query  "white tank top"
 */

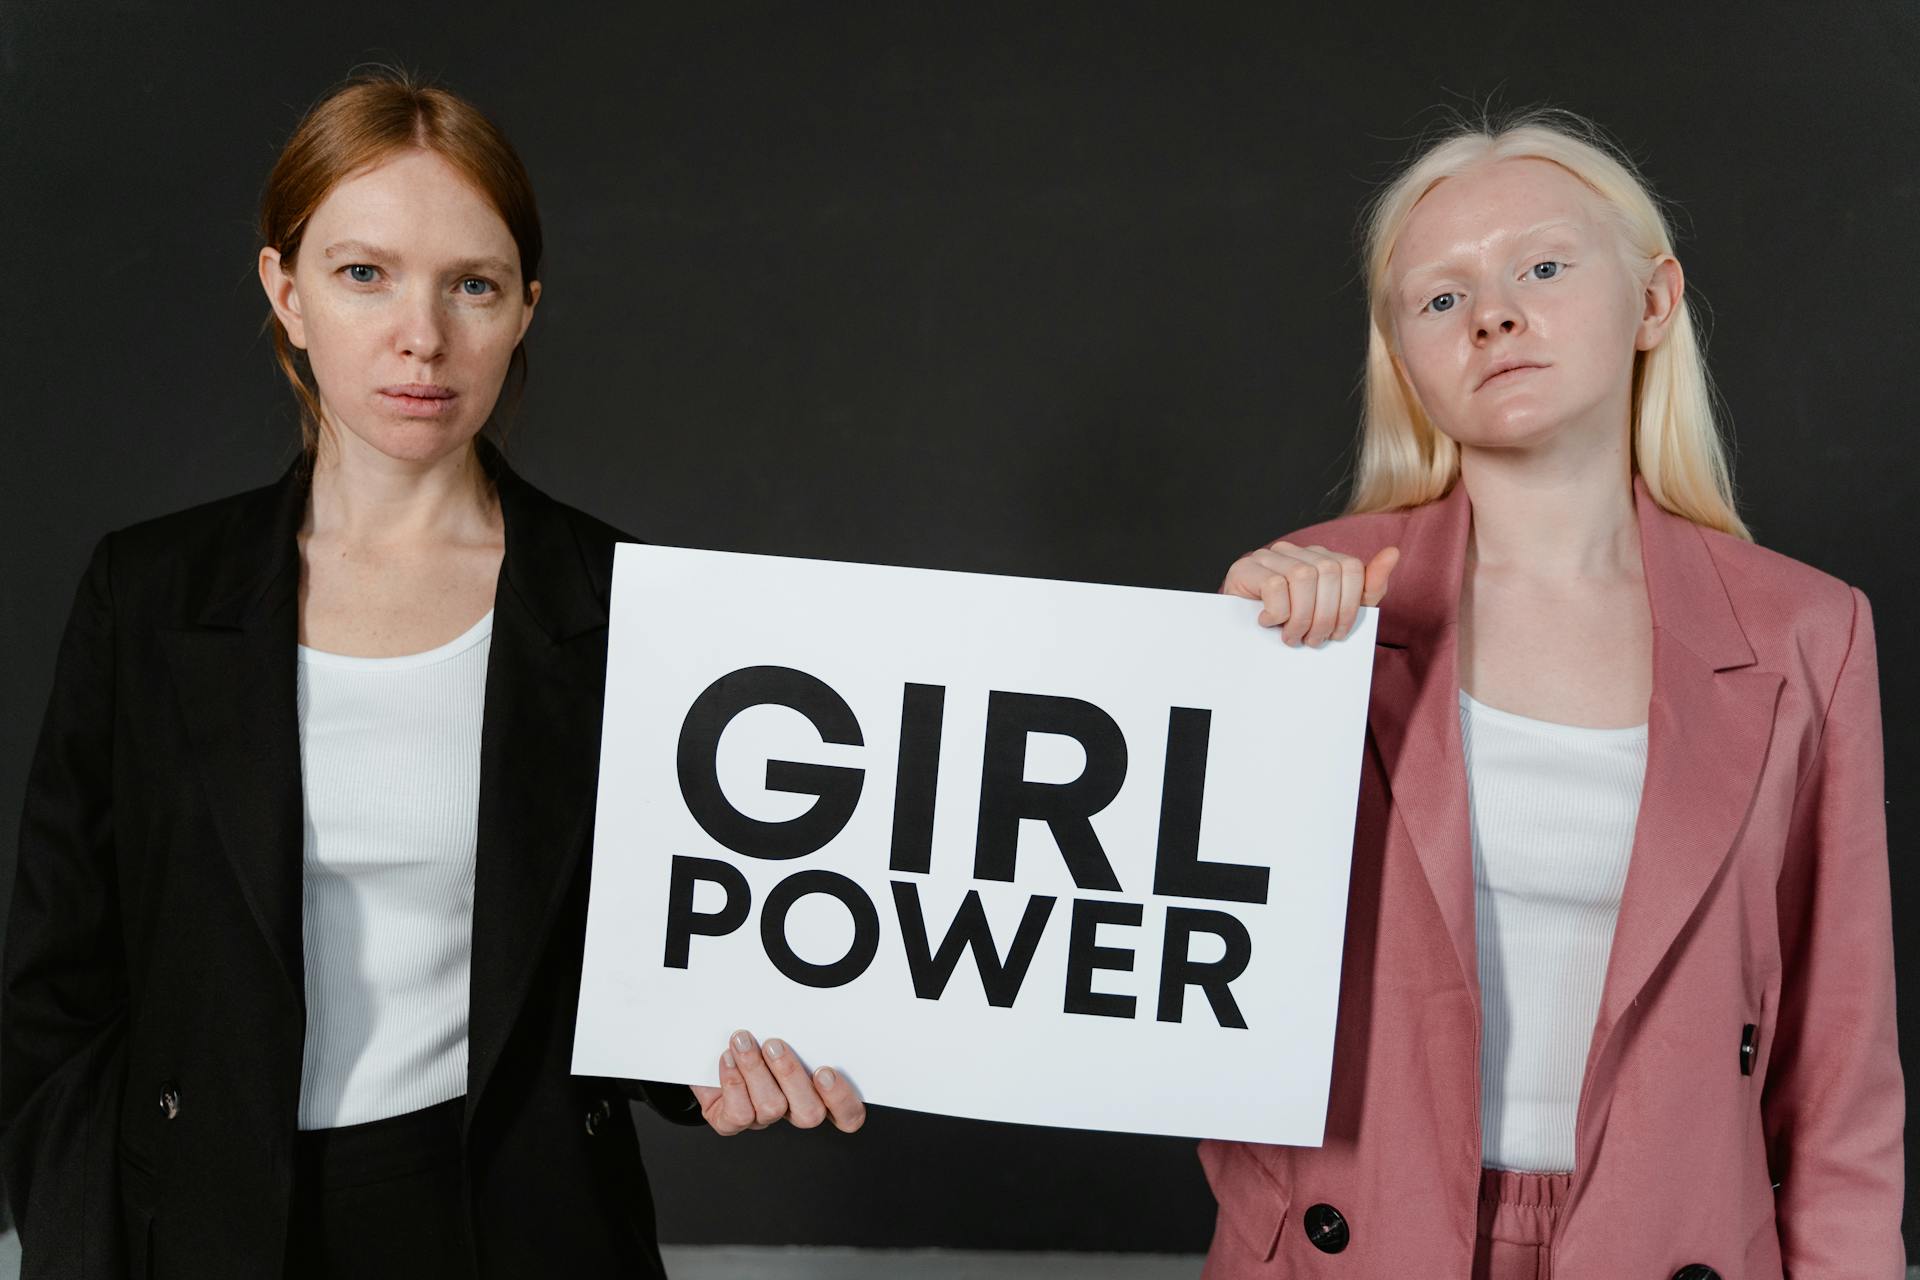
xmin=1460 ymin=688 xmax=1647 ymax=1173
xmin=293 ymin=610 xmax=492 ymax=1130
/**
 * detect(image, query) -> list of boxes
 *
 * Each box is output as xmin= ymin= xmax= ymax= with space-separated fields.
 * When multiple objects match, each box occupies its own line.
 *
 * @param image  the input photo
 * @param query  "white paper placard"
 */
xmin=573 ymin=545 xmax=1375 ymax=1145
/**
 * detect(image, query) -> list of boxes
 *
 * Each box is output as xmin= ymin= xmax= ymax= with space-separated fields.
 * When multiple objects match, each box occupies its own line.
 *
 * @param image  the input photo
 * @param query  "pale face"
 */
xmin=258 ymin=148 xmax=540 ymax=466
xmin=1385 ymin=157 xmax=1679 ymax=458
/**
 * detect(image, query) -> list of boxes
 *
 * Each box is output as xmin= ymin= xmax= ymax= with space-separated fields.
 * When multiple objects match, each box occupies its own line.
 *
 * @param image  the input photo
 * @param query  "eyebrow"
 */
xmin=319 ymin=239 xmax=517 ymax=277
xmin=1398 ymin=218 xmax=1585 ymax=288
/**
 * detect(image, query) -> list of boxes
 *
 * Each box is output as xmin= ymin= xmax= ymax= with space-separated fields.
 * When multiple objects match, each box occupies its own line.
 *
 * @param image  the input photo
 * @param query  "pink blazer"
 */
xmin=1199 ymin=476 xmax=1904 ymax=1278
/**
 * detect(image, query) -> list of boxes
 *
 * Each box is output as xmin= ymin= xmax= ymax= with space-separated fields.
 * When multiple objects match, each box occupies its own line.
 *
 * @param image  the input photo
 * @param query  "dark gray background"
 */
xmin=3 ymin=0 xmax=1914 ymax=1255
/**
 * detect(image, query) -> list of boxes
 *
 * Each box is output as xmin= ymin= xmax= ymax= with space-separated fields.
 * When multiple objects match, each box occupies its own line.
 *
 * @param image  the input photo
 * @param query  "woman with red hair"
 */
xmin=1 ymin=69 xmax=859 ymax=1279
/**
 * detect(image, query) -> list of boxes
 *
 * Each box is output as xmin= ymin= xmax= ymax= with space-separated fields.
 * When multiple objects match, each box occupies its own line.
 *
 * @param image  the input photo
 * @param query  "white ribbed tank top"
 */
xmin=1460 ymin=688 xmax=1647 ymax=1173
xmin=293 ymin=609 xmax=492 ymax=1130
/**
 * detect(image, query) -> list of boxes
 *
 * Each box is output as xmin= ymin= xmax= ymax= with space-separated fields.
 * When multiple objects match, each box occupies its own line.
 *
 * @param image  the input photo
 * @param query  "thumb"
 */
xmin=1360 ymin=546 xmax=1401 ymax=606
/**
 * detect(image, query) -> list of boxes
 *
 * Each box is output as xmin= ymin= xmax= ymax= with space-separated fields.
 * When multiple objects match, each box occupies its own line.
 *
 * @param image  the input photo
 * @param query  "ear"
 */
xmin=1634 ymin=255 xmax=1684 ymax=352
xmin=514 ymin=277 xmax=542 ymax=347
xmin=258 ymin=247 xmax=307 ymax=349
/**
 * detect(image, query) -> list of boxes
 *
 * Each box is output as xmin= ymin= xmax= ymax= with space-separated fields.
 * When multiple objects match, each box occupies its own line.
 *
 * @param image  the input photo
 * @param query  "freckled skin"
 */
xmin=268 ymin=147 xmax=539 ymax=466
xmin=257 ymin=148 xmax=538 ymax=660
xmin=254 ymin=151 xmax=865 ymax=1134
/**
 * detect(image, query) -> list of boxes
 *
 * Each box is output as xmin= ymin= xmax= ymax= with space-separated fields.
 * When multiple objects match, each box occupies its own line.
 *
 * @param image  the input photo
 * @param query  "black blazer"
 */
xmin=2 ymin=440 xmax=703 ymax=1279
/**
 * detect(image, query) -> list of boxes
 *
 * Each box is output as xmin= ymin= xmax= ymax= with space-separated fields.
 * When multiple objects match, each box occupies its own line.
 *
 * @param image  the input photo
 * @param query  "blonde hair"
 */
xmin=1349 ymin=107 xmax=1749 ymax=539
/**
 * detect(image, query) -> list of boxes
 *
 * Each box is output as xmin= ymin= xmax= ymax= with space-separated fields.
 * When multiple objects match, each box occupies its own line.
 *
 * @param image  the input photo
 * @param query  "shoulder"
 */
xmin=556 ymin=492 xmax=640 ymax=606
xmin=545 ymin=490 xmax=639 ymax=557
xmin=1262 ymin=507 xmax=1413 ymax=561
xmin=492 ymin=451 xmax=639 ymax=549
xmin=107 ymin=478 xmax=286 ymax=568
xmin=75 ymin=476 xmax=294 ymax=624
xmin=495 ymin=463 xmax=645 ymax=611
xmin=1699 ymin=526 xmax=1869 ymax=681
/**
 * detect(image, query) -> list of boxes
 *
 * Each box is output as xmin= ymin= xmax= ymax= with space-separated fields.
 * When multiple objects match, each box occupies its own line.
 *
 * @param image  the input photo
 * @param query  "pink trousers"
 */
xmin=1471 ymin=1167 xmax=1572 ymax=1280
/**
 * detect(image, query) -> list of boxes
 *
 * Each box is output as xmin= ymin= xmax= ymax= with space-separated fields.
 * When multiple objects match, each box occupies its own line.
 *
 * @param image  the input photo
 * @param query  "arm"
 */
xmin=629 ymin=1079 xmax=704 ymax=1126
xmin=1761 ymin=587 xmax=1905 ymax=1274
xmin=1 ymin=535 xmax=132 ymax=1273
xmin=578 ymin=1075 xmax=705 ymax=1126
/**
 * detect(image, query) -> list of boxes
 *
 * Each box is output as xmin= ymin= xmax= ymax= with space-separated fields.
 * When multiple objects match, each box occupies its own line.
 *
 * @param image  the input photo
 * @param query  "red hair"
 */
xmin=258 ymin=68 xmax=542 ymax=456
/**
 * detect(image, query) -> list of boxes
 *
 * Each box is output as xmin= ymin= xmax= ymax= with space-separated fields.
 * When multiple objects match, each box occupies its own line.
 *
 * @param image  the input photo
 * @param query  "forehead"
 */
xmin=1391 ymin=157 xmax=1608 ymax=274
xmin=304 ymin=148 xmax=516 ymax=254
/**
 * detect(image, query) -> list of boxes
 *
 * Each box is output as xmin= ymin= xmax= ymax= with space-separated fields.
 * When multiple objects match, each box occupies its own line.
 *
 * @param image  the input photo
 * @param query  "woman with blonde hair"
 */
xmin=1 ymin=69 xmax=861 ymax=1278
xmin=1206 ymin=109 xmax=1902 ymax=1277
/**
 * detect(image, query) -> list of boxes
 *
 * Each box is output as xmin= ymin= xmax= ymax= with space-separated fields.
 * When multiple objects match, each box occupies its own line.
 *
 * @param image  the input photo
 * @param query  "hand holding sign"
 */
xmin=1220 ymin=541 xmax=1399 ymax=645
xmin=691 ymin=1029 xmax=866 ymax=1135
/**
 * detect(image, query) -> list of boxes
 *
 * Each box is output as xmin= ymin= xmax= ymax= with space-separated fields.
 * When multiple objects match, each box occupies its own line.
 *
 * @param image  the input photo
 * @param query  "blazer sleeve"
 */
xmin=1761 ymin=587 xmax=1906 ymax=1274
xmin=575 ymin=1074 xmax=705 ymax=1126
xmin=627 ymin=1079 xmax=706 ymax=1127
xmin=1 ymin=534 xmax=131 ymax=1277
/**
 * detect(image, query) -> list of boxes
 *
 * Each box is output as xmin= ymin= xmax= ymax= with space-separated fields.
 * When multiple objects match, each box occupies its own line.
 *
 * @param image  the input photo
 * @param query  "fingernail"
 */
xmin=815 ymin=1066 xmax=837 ymax=1090
xmin=733 ymin=1031 xmax=752 ymax=1054
xmin=764 ymin=1038 xmax=785 ymax=1060
xmin=722 ymin=1051 xmax=736 ymax=1070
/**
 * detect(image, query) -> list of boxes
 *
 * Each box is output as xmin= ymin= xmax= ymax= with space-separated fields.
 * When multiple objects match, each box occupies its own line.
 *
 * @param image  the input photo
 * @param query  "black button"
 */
xmin=584 ymin=1097 xmax=612 ymax=1136
xmin=1739 ymin=1024 xmax=1757 ymax=1076
xmin=158 ymin=1086 xmax=180 ymax=1121
xmin=1672 ymin=1267 xmax=1720 ymax=1280
xmin=1302 ymin=1203 xmax=1349 ymax=1254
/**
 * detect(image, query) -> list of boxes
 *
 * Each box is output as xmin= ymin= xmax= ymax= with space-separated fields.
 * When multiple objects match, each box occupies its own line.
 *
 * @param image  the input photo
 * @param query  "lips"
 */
xmin=377 ymin=384 xmax=459 ymax=418
xmin=1476 ymin=361 xmax=1547 ymax=391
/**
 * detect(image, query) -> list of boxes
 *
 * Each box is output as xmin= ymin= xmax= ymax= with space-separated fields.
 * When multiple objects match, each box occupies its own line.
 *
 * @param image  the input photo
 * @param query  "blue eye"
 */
xmin=1529 ymin=261 xmax=1563 ymax=280
xmin=1426 ymin=292 xmax=1458 ymax=314
xmin=459 ymin=278 xmax=495 ymax=297
xmin=343 ymin=264 xmax=378 ymax=284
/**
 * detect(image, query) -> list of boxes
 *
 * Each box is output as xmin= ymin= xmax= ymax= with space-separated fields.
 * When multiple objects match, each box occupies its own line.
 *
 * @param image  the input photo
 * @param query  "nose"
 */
xmin=395 ymin=285 xmax=448 ymax=363
xmin=1471 ymin=288 xmax=1524 ymax=344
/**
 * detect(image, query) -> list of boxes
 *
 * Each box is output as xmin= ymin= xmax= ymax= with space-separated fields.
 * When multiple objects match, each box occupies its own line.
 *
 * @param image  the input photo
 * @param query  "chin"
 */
xmin=1441 ymin=403 xmax=1569 ymax=452
xmin=335 ymin=418 xmax=484 ymax=467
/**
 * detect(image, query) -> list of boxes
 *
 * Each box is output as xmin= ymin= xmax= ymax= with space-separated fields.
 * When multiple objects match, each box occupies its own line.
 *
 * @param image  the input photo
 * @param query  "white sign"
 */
xmin=573 ymin=545 xmax=1376 ymax=1145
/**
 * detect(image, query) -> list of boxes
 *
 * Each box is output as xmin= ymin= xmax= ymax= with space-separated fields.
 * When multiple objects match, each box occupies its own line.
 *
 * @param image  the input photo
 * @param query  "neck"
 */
xmin=305 ymin=425 xmax=496 ymax=548
xmin=1457 ymin=428 xmax=1638 ymax=579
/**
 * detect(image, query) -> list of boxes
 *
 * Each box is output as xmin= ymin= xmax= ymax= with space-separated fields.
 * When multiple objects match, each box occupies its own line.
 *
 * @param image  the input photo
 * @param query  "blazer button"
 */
xmin=1671 ymin=1267 xmax=1720 ymax=1280
xmin=1302 ymin=1203 xmax=1349 ymax=1254
xmin=158 ymin=1085 xmax=180 ymax=1121
xmin=584 ymin=1097 xmax=612 ymax=1136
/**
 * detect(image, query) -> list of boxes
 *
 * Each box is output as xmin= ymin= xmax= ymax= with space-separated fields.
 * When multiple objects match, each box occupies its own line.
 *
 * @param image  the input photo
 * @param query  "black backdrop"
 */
xmin=3 ymin=0 xmax=1914 ymax=1255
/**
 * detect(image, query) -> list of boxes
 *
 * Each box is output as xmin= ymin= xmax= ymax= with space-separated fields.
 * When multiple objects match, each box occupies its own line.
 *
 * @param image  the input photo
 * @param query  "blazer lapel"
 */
xmin=158 ymin=462 xmax=310 ymax=999
xmin=1584 ymin=479 xmax=1783 ymax=1069
xmin=156 ymin=443 xmax=622 ymax=1114
xmin=1365 ymin=481 xmax=1479 ymax=1011
xmin=1363 ymin=474 xmax=1783 ymax=1069
xmin=464 ymin=444 xmax=614 ymax=1128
